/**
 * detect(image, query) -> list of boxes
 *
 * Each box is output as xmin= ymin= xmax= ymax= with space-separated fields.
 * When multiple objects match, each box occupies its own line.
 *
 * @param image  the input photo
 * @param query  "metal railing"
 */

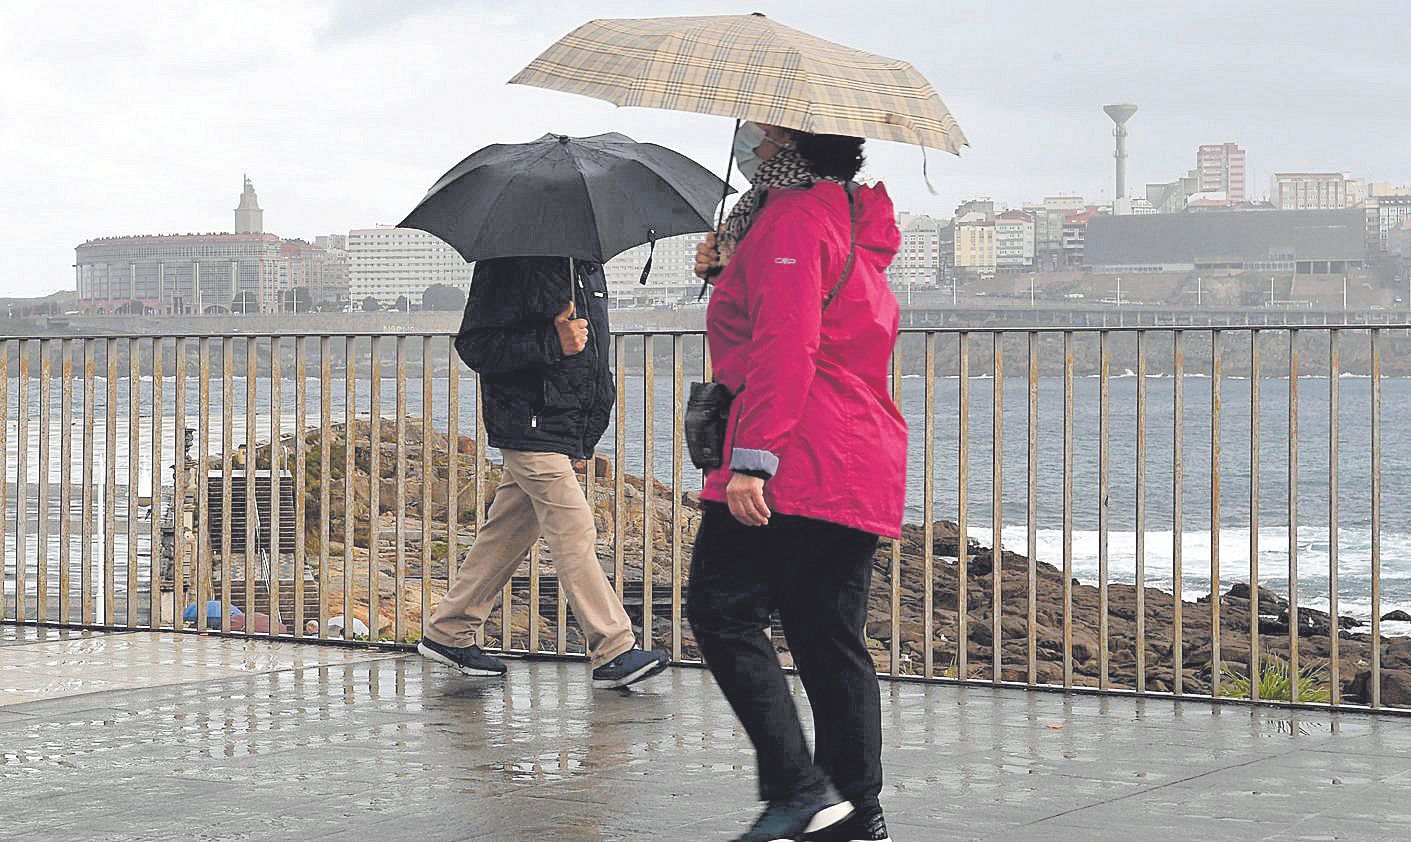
xmin=1 ymin=326 xmax=1406 ymax=712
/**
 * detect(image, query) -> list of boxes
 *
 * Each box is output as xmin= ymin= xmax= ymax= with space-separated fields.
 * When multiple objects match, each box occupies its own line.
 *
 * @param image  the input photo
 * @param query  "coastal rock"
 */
xmin=1381 ymin=610 xmax=1411 ymax=623
xmin=1349 ymin=669 xmax=1411 ymax=707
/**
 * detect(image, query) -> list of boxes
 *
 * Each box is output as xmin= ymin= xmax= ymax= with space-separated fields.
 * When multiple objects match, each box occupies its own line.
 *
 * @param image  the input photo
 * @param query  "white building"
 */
xmin=954 ymin=212 xmax=997 ymax=277
xmin=1271 ymin=173 xmax=1355 ymax=210
xmin=1370 ymin=196 xmax=1411 ymax=253
xmin=888 ymin=214 xmax=947 ymax=291
xmin=994 ymin=211 xmax=1035 ymax=270
xmin=347 ymin=226 xmax=473 ymax=309
xmin=1113 ymin=197 xmax=1158 ymax=216
xmin=603 ymin=233 xmax=707 ymax=307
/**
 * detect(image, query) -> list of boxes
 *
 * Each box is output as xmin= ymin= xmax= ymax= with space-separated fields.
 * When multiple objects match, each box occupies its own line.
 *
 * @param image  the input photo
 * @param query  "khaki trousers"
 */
xmin=426 ymin=449 xmax=635 ymax=668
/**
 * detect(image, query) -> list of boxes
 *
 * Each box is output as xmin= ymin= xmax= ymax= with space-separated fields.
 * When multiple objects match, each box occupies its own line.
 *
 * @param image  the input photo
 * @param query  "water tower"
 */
xmin=1103 ymin=104 xmax=1138 ymax=199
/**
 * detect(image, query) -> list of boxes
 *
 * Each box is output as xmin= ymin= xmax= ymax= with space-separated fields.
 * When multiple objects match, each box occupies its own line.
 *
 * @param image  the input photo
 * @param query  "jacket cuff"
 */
xmin=730 ymin=448 xmax=779 ymax=478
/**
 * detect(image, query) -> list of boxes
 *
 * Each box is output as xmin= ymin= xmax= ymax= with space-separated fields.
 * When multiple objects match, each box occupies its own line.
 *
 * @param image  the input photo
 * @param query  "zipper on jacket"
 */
xmin=577 ymin=270 xmax=599 ymax=457
xmin=531 ymin=414 xmax=539 ymax=429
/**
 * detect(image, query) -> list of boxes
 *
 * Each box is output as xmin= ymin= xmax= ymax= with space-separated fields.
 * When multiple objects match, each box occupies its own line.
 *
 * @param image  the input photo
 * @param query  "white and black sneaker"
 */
xmin=803 ymin=802 xmax=891 ymax=841
xmin=417 ymin=638 xmax=508 ymax=677
xmin=734 ymin=783 xmax=854 ymax=842
xmin=591 ymin=648 xmax=669 ymax=689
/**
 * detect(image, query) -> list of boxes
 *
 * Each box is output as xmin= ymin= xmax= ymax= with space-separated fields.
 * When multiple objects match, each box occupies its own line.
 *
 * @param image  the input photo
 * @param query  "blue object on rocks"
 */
xmin=182 ymin=600 xmax=243 ymax=624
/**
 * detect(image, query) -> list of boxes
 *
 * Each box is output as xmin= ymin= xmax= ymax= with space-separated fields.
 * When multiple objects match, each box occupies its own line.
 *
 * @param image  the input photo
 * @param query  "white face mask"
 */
xmin=733 ymin=122 xmax=768 ymax=182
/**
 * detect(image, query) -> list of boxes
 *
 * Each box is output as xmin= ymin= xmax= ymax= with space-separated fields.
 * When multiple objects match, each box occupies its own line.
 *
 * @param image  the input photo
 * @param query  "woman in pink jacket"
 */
xmin=687 ymin=122 xmax=905 ymax=842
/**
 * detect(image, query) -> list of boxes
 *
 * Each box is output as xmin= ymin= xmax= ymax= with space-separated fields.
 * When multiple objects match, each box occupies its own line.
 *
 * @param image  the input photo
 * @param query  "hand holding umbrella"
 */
xmin=554 ymin=302 xmax=588 ymax=356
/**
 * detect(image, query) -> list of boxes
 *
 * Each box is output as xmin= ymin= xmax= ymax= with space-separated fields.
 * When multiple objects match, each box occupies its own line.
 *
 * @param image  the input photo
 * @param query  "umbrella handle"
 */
xmin=715 ymin=118 xmax=740 ymax=230
xmin=698 ymin=119 xmax=741 ymax=300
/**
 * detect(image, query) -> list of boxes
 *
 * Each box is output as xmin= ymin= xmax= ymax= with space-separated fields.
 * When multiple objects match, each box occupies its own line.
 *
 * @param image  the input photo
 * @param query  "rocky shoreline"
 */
xmin=236 ymin=420 xmax=1410 ymax=708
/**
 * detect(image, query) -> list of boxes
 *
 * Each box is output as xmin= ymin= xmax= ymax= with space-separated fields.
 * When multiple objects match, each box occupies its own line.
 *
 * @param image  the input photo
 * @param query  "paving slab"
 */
xmin=0 ymin=630 xmax=400 ymax=706
xmin=2 ymin=628 xmax=1410 ymax=840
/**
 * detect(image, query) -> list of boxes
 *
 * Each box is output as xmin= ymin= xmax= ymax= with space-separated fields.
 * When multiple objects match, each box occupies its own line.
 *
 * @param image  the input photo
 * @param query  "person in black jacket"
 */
xmin=418 ymin=256 xmax=668 ymax=689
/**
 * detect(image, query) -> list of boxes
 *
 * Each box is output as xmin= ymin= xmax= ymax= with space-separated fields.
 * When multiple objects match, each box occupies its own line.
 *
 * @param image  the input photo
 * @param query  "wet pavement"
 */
xmin=2 ymin=628 xmax=1409 ymax=840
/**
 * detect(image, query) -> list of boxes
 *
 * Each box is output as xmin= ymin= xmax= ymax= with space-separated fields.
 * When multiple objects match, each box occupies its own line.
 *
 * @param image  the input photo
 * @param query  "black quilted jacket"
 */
xmin=454 ymin=256 xmax=615 ymax=460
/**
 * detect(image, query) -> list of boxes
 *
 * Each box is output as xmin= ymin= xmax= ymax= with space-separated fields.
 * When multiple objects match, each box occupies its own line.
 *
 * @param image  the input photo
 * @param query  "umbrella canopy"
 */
xmin=510 ymin=14 xmax=967 ymax=154
xmin=398 ymin=132 xmax=730 ymax=264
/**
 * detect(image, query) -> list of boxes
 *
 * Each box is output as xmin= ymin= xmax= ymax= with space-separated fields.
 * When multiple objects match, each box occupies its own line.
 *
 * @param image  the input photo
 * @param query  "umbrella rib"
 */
xmin=566 ymin=147 xmax=608 ymax=264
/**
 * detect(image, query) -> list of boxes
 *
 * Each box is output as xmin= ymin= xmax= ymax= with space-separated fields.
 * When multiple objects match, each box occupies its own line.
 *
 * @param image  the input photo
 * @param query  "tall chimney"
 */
xmin=1103 ymin=104 xmax=1138 ymax=200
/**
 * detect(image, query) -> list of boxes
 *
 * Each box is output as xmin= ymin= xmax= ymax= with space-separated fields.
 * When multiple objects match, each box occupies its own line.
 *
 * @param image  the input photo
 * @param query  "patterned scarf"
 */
xmin=716 ymin=148 xmax=844 ymax=265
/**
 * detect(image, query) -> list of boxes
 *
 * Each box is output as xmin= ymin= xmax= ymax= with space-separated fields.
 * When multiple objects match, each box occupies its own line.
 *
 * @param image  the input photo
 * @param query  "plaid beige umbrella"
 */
xmin=510 ymin=13 xmax=967 ymax=154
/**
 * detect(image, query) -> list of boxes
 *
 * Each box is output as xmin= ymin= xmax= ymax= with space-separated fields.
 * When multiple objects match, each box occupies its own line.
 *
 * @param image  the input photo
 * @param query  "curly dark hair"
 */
xmin=787 ymin=130 xmax=866 ymax=181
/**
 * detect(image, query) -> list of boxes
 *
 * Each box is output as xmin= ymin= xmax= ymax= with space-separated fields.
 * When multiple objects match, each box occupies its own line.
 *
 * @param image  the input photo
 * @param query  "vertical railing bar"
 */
xmin=294 ymin=337 xmax=308 ymax=638
xmin=957 ymin=332 xmax=970 ymax=682
xmin=643 ymin=334 xmax=656 ymax=651
xmin=922 ymin=333 xmax=936 ymax=680
xmin=447 ymin=338 xmax=460 ymax=602
xmin=1026 ymin=332 xmax=1038 ymax=686
xmin=17 ymin=341 xmax=29 ymax=623
xmin=268 ymin=338 xmax=282 ymax=636
xmin=81 ymin=341 xmax=95 ymax=624
xmin=991 ymin=333 xmax=1003 ymax=685
xmin=1287 ymin=329 xmax=1299 ymax=702
xmin=671 ymin=335 xmax=684 ymax=662
xmin=197 ymin=339 xmax=211 ymax=633
xmin=1062 ymin=331 xmax=1074 ymax=689
xmin=1210 ymin=331 xmax=1223 ymax=697
xmin=1328 ymin=330 xmax=1340 ymax=705
xmin=244 ymin=338 xmax=257 ymax=638
xmin=1172 ymin=331 xmax=1184 ymax=696
xmin=220 ymin=339 xmax=233 ymax=635
xmin=890 ymin=348 xmax=903 ymax=677
xmin=38 ymin=340 xmax=52 ymax=623
xmin=128 ymin=338 xmax=140 ymax=627
xmin=1371 ymin=329 xmax=1382 ymax=709
xmin=1135 ymin=331 xmax=1147 ymax=694
xmin=1250 ymin=330 xmax=1261 ymax=702
xmin=572 ymin=388 xmax=590 ymax=657
xmin=60 ymin=339 xmax=74 ymax=623
xmin=394 ymin=337 xmax=407 ymax=645
xmin=171 ymin=339 xmax=186 ymax=627
xmin=1098 ymin=330 xmax=1110 ymax=691
xmin=613 ymin=339 xmax=626 ymax=601
xmin=343 ymin=338 xmax=355 ymax=642
xmin=149 ymin=338 xmax=163 ymax=629
xmin=104 ymin=340 xmax=118 ymax=627
xmin=474 ymin=373 xmax=487 ymax=649
xmin=421 ymin=336 xmax=435 ymax=650
xmin=698 ymin=336 xmax=712 ymax=664
xmin=368 ymin=338 xmax=381 ymax=642
xmin=528 ymin=539 xmax=541 ymax=653
xmin=241 ymin=338 xmax=255 ymax=634
xmin=0 ymin=343 xmax=11 ymax=624
xmin=319 ymin=336 xmax=332 ymax=639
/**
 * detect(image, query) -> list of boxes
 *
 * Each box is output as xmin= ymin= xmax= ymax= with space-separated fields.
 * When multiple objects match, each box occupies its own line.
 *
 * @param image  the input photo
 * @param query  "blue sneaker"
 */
xmin=591 ymin=648 xmax=669 ymax=689
xmin=735 ymin=783 xmax=854 ymax=842
xmin=418 ymin=638 xmax=507 ymax=677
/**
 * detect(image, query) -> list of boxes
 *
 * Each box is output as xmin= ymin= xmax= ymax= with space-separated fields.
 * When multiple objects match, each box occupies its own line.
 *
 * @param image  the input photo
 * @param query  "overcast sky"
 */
xmin=2 ymin=0 xmax=1406 ymax=297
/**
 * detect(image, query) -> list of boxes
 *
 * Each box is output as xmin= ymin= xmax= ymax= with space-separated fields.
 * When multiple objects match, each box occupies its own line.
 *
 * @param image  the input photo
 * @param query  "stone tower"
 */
xmin=235 ymin=175 xmax=263 ymax=234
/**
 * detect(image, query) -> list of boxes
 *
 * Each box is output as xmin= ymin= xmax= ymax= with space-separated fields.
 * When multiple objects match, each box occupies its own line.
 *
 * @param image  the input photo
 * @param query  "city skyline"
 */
xmin=3 ymin=0 xmax=1408 ymax=298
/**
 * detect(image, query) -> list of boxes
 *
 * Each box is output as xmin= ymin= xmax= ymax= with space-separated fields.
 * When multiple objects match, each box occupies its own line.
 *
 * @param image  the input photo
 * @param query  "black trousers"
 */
xmin=687 ymin=502 xmax=883 ymax=806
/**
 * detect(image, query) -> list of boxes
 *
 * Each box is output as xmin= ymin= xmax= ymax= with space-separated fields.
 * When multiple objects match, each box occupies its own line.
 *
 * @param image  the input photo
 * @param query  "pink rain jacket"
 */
xmin=701 ymin=181 xmax=907 ymax=539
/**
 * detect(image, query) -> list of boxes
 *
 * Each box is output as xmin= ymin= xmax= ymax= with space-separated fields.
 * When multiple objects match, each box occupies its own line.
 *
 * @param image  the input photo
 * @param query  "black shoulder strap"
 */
xmin=822 ymin=182 xmax=860 ymax=313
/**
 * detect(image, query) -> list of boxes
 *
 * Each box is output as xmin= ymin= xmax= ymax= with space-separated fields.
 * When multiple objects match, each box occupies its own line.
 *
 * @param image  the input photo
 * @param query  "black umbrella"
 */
xmin=398 ymin=132 xmax=731 ymax=273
